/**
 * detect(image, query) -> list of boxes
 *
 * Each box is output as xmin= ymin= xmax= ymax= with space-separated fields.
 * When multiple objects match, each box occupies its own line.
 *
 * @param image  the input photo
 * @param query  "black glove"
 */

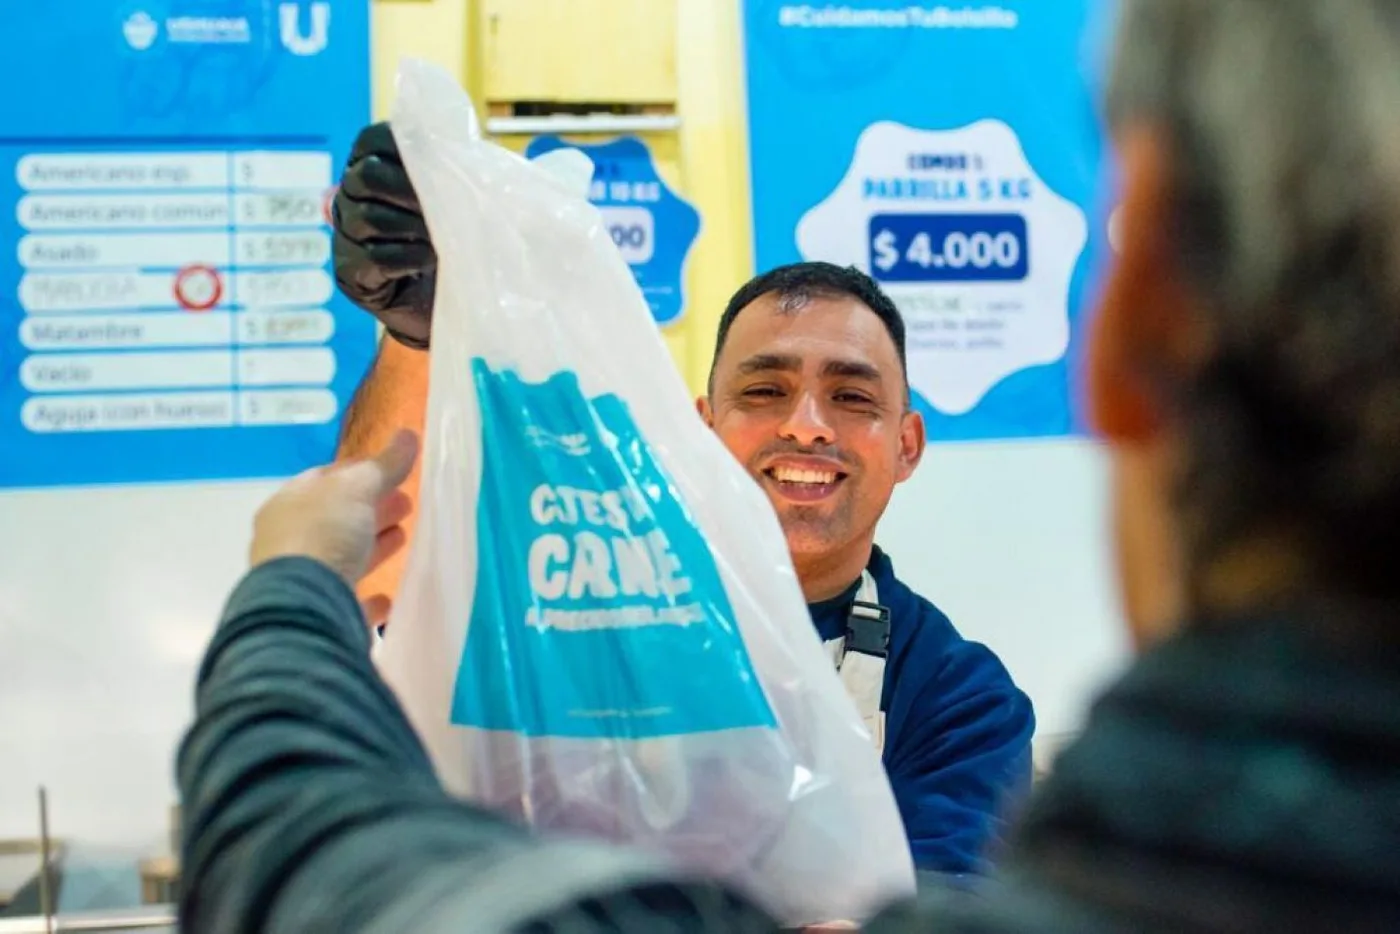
xmin=332 ymin=122 xmax=438 ymax=349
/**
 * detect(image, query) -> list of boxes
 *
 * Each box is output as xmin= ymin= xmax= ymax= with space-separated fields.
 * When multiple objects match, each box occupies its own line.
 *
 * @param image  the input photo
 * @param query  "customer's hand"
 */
xmin=249 ymin=430 xmax=420 ymax=607
xmin=332 ymin=122 xmax=437 ymax=349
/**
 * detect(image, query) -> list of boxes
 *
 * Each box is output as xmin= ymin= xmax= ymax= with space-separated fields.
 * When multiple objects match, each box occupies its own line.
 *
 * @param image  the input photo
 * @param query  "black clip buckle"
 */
xmin=845 ymin=601 xmax=891 ymax=659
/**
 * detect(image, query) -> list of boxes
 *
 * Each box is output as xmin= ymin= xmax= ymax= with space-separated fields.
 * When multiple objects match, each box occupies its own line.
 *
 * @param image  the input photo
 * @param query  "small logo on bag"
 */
xmin=525 ymin=426 xmax=591 ymax=457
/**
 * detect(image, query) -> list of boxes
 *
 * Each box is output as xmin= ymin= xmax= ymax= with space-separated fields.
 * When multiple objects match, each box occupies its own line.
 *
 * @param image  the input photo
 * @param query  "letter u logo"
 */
xmin=279 ymin=1 xmax=330 ymax=56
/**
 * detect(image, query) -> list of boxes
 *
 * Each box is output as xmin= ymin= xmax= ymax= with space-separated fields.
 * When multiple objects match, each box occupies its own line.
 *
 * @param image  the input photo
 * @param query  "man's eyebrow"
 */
xmin=821 ymin=358 xmax=882 ymax=382
xmin=735 ymin=352 xmax=802 ymax=376
xmin=733 ymin=353 xmax=885 ymax=382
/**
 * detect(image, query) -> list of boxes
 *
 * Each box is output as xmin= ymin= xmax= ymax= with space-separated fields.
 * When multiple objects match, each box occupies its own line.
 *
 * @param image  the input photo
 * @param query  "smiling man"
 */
xmin=704 ymin=266 xmax=927 ymax=600
xmin=329 ymin=123 xmax=1035 ymax=874
xmin=697 ymin=262 xmax=1035 ymax=875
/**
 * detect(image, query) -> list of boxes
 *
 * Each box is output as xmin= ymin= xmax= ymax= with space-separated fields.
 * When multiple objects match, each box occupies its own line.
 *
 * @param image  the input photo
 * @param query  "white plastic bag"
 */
xmin=374 ymin=58 xmax=915 ymax=926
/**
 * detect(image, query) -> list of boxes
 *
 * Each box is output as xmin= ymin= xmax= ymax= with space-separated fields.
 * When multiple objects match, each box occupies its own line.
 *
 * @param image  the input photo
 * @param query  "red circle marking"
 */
xmin=323 ymin=185 xmax=338 ymax=226
xmin=174 ymin=264 xmax=223 ymax=312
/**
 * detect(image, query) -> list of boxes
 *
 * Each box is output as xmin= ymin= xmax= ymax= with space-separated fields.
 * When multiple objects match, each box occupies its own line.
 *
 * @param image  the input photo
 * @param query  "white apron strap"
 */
xmin=823 ymin=571 xmax=887 ymax=753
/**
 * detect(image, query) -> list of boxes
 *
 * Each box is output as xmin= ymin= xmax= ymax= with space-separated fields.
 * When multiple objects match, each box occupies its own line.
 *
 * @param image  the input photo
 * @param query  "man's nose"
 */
xmin=778 ymin=391 xmax=834 ymax=447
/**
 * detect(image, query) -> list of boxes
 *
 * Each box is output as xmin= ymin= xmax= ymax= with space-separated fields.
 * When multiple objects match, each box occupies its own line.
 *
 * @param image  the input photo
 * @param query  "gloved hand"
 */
xmin=332 ymin=122 xmax=438 ymax=349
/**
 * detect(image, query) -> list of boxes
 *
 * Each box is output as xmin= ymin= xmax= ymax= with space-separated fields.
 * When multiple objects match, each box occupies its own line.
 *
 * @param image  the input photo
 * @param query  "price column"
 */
xmin=229 ymin=151 xmax=338 ymax=427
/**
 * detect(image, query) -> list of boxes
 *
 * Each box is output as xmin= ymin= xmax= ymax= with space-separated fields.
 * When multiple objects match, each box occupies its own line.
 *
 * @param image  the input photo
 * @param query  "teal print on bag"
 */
xmin=450 ymin=359 xmax=777 ymax=738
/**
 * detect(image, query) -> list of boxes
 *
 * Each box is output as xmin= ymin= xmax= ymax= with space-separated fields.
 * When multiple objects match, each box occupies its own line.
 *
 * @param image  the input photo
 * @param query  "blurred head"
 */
xmin=1095 ymin=0 xmax=1400 ymax=647
xmin=699 ymin=263 xmax=925 ymax=597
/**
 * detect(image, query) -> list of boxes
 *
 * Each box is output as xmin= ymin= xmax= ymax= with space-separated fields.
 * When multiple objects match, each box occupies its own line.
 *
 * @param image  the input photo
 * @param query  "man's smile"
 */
xmin=759 ymin=456 xmax=849 ymax=503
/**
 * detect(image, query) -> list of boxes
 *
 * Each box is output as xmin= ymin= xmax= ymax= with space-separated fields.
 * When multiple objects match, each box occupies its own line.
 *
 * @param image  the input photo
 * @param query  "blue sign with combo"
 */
xmin=525 ymin=135 xmax=700 ymax=328
xmin=741 ymin=0 xmax=1115 ymax=441
xmin=0 ymin=1 xmax=376 ymax=489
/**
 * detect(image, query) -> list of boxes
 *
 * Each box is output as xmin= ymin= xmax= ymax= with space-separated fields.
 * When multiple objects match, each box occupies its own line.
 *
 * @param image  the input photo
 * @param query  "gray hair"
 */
xmin=1105 ymin=1 xmax=1400 ymax=594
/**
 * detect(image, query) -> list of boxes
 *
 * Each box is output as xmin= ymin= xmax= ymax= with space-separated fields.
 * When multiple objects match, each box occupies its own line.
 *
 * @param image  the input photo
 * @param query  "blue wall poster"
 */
xmin=525 ymin=135 xmax=701 ymax=328
xmin=0 ymin=1 xmax=376 ymax=490
xmin=740 ymin=1 xmax=1115 ymax=441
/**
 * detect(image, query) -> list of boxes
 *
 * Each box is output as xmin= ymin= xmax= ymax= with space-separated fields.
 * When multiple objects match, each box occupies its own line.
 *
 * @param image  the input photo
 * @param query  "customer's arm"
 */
xmin=178 ymin=556 xmax=776 ymax=934
xmin=177 ymin=435 xmax=776 ymax=934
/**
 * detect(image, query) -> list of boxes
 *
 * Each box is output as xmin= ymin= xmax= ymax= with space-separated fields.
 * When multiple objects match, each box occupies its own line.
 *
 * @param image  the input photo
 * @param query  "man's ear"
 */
xmin=895 ymin=407 xmax=926 ymax=483
xmin=1090 ymin=125 xmax=1200 ymax=445
xmin=695 ymin=395 xmax=714 ymax=427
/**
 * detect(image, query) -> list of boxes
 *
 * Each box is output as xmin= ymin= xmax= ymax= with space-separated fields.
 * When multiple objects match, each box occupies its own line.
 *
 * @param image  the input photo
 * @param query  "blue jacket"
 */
xmin=807 ymin=546 xmax=1035 ymax=875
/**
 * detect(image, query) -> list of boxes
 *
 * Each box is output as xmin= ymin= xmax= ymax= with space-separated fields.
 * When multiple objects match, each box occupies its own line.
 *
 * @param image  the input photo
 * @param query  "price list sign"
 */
xmin=741 ymin=0 xmax=1111 ymax=441
xmin=0 ymin=2 xmax=375 ymax=489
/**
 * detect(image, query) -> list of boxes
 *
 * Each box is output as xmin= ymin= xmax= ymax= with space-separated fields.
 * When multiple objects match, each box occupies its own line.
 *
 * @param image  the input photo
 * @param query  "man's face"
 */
xmin=701 ymin=292 xmax=924 ymax=561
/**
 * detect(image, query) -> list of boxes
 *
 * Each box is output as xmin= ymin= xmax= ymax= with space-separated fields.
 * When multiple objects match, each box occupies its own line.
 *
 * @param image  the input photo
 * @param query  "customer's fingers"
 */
xmin=368 ymin=429 xmax=419 ymax=494
xmin=377 ymin=488 xmax=413 ymax=532
xmin=338 ymin=429 xmax=420 ymax=500
xmin=364 ymin=524 xmax=408 ymax=578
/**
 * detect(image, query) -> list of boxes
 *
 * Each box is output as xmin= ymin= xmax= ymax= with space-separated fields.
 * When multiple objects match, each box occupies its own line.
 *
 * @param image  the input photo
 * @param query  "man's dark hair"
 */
xmin=708 ymin=262 xmax=908 ymax=397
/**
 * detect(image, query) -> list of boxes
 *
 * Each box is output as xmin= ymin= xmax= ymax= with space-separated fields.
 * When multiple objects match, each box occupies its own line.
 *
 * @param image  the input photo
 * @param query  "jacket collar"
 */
xmin=1015 ymin=607 xmax=1400 ymax=912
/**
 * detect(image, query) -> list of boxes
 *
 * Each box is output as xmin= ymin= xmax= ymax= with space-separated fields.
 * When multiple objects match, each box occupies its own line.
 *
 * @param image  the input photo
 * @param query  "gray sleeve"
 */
xmin=175 ymin=556 xmax=776 ymax=934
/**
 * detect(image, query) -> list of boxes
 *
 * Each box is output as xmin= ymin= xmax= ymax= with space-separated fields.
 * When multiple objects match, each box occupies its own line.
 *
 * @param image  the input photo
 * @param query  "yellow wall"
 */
xmin=368 ymin=0 xmax=755 ymax=396
xmin=675 ymin=0 xmax=756 ymax=391
xmin=370 ymin=0 xmax=471 ymax=122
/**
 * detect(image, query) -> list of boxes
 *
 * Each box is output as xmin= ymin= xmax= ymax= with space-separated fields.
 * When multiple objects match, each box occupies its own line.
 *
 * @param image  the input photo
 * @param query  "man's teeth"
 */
xmin=772 ymin=467 xmax=837 ymax=485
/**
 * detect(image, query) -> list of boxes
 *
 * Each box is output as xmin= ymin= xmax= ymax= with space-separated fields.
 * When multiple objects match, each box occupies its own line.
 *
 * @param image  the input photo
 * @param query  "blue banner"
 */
xmin=741 ymin=1 xmax=1114 ymax=440
xmin=525 ymin=136 xmax=700 ymax=327
xmin=0 ymin=1 xmax=375 ymax=489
